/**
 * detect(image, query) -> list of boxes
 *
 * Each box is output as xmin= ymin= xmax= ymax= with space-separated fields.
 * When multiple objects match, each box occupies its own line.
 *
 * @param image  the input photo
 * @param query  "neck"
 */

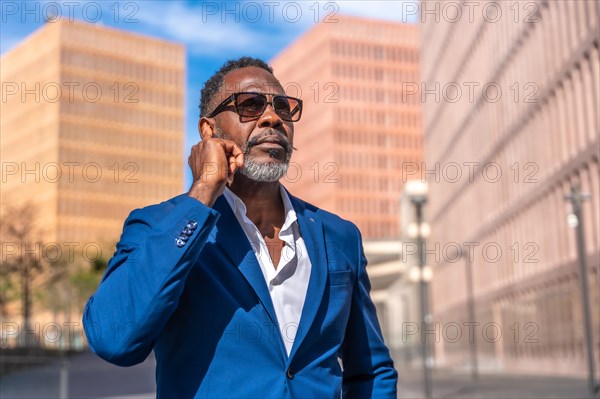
xmin=228 ymin=174 xmax=284 ymax=227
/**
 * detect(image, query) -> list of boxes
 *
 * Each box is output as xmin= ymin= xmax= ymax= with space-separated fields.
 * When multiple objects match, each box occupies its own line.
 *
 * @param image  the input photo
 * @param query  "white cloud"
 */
xmin=133 ymin=2 xmax=297 ymax=56
xmin=132 ymin=1 xmax=419 ymax=56
xmin=311 ymin=1 xmax=419 ymax=23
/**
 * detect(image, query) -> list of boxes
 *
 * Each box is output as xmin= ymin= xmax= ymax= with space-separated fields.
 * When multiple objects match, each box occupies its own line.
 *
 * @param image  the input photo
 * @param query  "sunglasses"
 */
xmin=208 ymin=92 xmax=303 ymax=122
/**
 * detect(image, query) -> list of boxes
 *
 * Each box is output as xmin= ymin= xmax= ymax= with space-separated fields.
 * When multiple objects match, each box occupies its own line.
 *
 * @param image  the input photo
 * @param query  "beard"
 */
xmin=213 ymin=127 xmax=293 ymax=183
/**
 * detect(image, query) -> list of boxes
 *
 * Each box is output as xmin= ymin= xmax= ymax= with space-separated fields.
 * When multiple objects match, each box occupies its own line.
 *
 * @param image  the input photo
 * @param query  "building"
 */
xmin=270 ymin=16 xmax=422 ymax=240
xmin=1 ymin=20 xmax=185 ymax=245
xmin=421 ymin=1 xmax=599 ymax=377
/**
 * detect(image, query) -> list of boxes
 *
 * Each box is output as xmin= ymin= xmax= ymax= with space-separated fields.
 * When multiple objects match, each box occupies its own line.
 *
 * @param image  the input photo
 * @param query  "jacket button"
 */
xmin=175 ymin=238 xmax=186 ymax=247
xmin=286 ymin=367 xmax=294 ymax=380
xmin=187 ymin=221 xmax=198 ymax=230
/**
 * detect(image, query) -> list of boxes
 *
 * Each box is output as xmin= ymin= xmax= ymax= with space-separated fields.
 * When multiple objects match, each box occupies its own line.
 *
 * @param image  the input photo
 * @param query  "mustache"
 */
xmin=244 ymin=130 xmax=297 ymax=154
xmin=213 ymin=127 xmax=298 ymax=154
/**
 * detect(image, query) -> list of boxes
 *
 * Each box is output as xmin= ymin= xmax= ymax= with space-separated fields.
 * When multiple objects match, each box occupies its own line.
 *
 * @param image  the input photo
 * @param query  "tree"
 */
xmin=0 ymin=203 xmax=48 ymax=346
xmin=69 ymin=256 xmax=108 ymax=312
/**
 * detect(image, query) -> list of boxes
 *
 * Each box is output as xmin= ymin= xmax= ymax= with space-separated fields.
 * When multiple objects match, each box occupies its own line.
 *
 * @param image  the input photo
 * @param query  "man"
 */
xmin=83 ymin=57 xmax=398 ymax=398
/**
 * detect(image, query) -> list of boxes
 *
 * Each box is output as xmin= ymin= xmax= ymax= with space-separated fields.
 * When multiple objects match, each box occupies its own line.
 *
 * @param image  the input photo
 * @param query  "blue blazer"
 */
xmin=83 ymin=192 xmax=397 ymax=398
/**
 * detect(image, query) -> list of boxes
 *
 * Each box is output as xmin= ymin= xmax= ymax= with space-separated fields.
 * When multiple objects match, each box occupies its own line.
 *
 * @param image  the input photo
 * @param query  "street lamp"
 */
xmin=564 ymin=184 xmax=598 ymax=397
xmin=403 ymin=180 xmax=433 ymax=399
xmin=464 ymin=257 xmax=479 ymax=382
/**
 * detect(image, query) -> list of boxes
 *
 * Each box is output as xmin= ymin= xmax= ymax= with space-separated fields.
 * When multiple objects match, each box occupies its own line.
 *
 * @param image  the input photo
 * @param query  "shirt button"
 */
xmin=286 ymin=367 xmax=295 ymax=380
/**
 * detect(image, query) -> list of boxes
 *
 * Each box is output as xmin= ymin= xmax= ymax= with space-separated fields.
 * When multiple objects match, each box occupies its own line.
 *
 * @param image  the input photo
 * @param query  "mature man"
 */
xmin=83 ymin=57 xmax=397 ymax=398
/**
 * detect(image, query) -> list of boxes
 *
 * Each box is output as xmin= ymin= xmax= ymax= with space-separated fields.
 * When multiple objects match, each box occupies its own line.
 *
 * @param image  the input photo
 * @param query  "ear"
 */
xmin=198 ymin=117 xmax=215 ymax=140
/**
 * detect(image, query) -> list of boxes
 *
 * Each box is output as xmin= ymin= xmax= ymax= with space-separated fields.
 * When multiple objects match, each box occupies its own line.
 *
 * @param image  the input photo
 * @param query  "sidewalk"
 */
xmin=397 ymin=367 xmax=596 ymax=399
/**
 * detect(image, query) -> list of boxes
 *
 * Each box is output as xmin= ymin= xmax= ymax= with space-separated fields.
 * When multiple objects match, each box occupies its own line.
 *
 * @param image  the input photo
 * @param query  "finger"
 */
xmin=230 ymin=143 xmax=244 ymax=169
xmin=219 ymin=139 xmax=240 ymax=155
xmin=228 ymin=153 xmax=244 ymax=176
xmin=188 ymin=144 xmax=198 ymax=166
xmin=225 ymin=142 xmax=244 ymax=168
xmin=219 ymin=141 xmax=244 ymax=172
xmin=226 ymin=173 xmax=235 ymax=186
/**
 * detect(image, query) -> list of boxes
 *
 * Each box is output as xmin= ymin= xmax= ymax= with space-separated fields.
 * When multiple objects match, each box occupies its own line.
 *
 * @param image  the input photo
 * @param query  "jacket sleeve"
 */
xmin=82 ymin=195 xmax=219 ymax=366
xmin=340 ymin=228 xmax=398 ymax=398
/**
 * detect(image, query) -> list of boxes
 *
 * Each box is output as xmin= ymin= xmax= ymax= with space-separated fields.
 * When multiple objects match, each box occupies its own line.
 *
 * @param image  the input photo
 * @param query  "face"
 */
xmin=204 ymin=66 xmax=295 ymax=182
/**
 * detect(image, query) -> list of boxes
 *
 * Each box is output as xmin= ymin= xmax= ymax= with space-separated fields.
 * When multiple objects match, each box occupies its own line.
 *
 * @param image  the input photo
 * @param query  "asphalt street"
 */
xmin=0 ymin=351 xmax=595 ymax=399
xmin=0 ymin=351 xmax=155 ymax=399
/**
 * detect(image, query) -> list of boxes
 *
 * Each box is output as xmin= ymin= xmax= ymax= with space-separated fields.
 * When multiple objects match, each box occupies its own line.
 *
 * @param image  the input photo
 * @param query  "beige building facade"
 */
xmin=422 ymin=1 xmax=599 ymax=377
xmin=1 ymin=20 xmax=185 ymax=245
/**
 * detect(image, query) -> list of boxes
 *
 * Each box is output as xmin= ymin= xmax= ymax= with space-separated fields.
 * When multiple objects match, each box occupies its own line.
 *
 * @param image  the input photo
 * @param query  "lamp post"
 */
xmin=564 ymin=184 xmax=597 ymax=397
xmin=465 ymin=258 xmax=478 ymax=381
xmin=404 ymin=181 xmax=432 ymax=399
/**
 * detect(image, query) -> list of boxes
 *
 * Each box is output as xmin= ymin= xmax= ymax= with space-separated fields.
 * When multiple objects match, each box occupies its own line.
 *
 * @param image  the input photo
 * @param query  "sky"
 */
xmin=1 ymin=0 xmax=418 ymax=187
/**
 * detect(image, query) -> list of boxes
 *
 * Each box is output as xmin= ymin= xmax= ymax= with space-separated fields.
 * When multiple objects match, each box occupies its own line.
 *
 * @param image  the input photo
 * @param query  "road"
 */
xmin=1 ymin=351 xmax=595 ymax=398
xmin=0 ymin=351 xmax=155 ymax=398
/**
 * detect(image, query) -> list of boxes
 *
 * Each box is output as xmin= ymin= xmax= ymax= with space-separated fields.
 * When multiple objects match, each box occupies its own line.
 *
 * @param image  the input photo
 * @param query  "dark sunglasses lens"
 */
xmin=236 ymin=94 xmax=266 ymax=116
xmin=274 ymin=97 xmax=300 ymax=121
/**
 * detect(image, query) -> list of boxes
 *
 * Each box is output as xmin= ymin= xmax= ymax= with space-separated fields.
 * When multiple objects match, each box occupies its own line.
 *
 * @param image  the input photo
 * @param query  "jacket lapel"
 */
xmin=286 ymin=193 xmax=328 ymax=361
xmin=211 ymin=196 xmax=280 ymax=328
xmin=211 ymin=192 xmax=329 ymax=362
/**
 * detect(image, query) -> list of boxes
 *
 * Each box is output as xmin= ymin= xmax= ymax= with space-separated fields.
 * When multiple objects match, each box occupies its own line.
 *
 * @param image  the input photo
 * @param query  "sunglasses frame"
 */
xmin=208 ymin=92 xmax=303 ymax=122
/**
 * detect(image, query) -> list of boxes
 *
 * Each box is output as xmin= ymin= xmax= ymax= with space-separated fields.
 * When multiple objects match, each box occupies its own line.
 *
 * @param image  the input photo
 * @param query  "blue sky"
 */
xmin=1 ymin=0 xmax=417 ymax=187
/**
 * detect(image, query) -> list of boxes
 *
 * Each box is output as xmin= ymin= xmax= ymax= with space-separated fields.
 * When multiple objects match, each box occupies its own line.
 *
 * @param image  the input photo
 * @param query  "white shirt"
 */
xmin=223 ymin=186 xmax=312 ymax=356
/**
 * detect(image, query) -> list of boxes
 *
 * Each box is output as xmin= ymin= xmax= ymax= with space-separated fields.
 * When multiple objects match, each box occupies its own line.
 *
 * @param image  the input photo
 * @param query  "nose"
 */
xmin=257 ymin=102 xmax=283 ymax=128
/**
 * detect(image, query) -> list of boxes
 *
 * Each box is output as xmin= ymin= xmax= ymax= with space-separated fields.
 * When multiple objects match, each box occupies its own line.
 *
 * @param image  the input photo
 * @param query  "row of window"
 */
xmin=62 ymin=24 xmax=183 ymax=64
xmin=60 ymin=121 xmax=182 ymax=156
xmin=338 ymin=85 xmax=422 ymax=106
xmin=334 ymin=107 xmax=421 ymax=128
xmin=331 ymin=40 xmax=419 ymax=63
xmin=62 ymin=48 xmax=183 ymax=86
xmin=333 ymin=63 xmax=418 ymax=83
xmin=336 ymin=151 xmax=421 ymax=170
xmin=57 ymin=186 xmax=177 ymax=220
xmin=60 ymin=100 xmax=183 ymax=131
xmin=56 ymin=148 xmax=183 ymax=183
xmin=352 ymin=219 xmax=397 ymax=239
xmin=331 ymin=21 xmax=416 ymax=44
xmin=339 ymin=197 xmax=396 ymax=215
xmin=60 ymin=71 xmax=183 ymax=109
xmin=334 ymin=129 xmax=422 ymax=149
xmin=337 ymin=174 xmax=409 ymax=193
